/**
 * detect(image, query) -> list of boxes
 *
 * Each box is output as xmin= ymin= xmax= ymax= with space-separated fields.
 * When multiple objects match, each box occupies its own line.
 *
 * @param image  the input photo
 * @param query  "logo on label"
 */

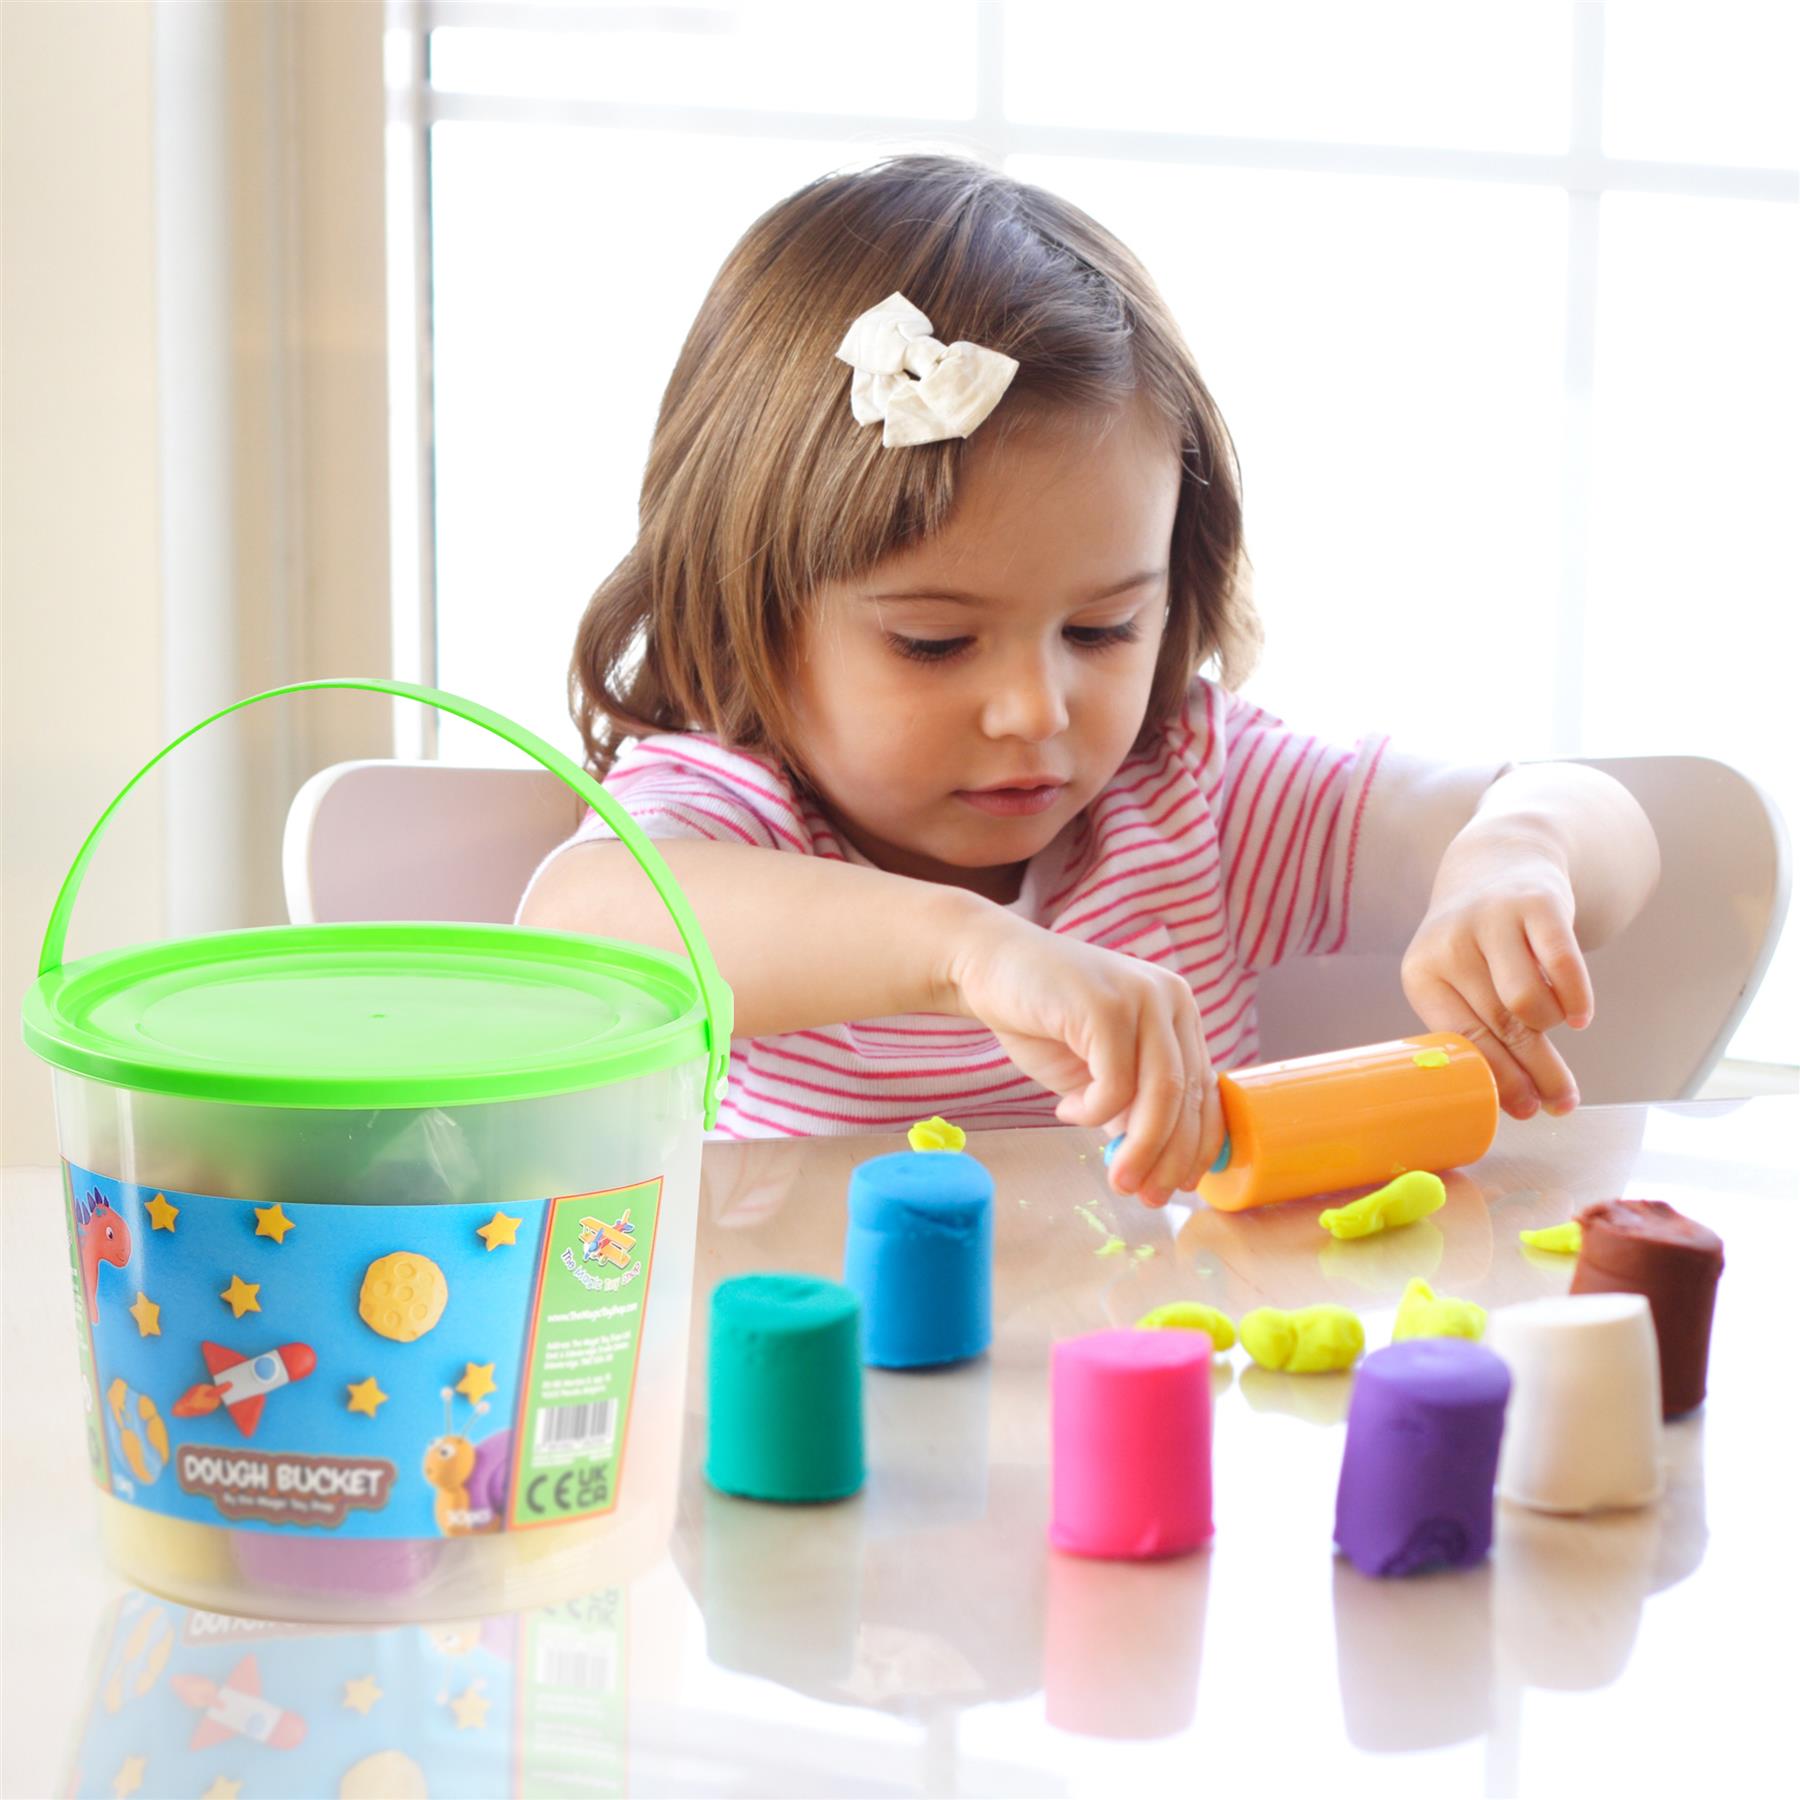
xmin=561 ymin=1209 xmax=641 ymax=1292
xmin=177 ymin=1446 xmax=397 ymax=1527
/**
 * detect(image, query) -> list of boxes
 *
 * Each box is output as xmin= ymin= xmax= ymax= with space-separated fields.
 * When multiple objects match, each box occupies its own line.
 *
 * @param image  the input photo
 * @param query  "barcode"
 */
xmin=534 ymin=1400 xmax=617 ymax=1454
xmin=535 ymin=1642 xmax=617 ymax=1691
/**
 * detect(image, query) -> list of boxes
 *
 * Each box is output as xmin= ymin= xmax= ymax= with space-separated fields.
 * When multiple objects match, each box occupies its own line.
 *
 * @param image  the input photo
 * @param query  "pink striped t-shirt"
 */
xmin=521 ymin=677 xmax=1500 ymax=1140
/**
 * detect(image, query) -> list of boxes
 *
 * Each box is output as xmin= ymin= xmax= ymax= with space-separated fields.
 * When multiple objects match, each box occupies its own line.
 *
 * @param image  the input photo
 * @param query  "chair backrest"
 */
xmin=285 ymin=754 xmax=1789 ymax=1104
xmin=283 ymin=759 xmax=579 ymax=928
xmin=1256 ymin=756 xmax=1790 ymax=1101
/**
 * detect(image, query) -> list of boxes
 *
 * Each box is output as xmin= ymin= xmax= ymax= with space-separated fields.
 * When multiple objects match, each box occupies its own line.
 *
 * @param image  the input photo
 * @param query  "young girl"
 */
xmin=519 ymin=155 xmax=1660 ymax=1208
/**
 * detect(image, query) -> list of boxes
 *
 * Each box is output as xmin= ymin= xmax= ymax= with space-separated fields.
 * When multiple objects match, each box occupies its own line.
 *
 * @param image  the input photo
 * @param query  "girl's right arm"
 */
xmin=521 ymin=840 xmax=1219 ymax=1205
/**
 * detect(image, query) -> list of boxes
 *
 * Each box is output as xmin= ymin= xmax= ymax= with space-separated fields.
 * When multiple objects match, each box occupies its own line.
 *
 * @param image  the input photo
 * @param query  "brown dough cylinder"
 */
xmin=1571 ymin=1200 xmax=1723 ymax=1418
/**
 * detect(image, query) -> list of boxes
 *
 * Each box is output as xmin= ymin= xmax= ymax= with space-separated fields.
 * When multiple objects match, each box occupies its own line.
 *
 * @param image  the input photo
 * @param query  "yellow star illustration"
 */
xmin=253 ymin=1203 xmax=295 ymax=1244
xmin=341 ymin=1674 xmax=384 ymax=1714
xmin=476 ymin=1210 xmax=521 ymax=1251
xmin=127 ymin=1292 xmax=161 ymax=1338
xmin=346 ymin=1377 xmax=388 ymax=1419
xmin=112 ymin=1754 xmax=147 ymax=1798
xmin=455 ymin=1362 xmax=497 ymax=1405
xmin=145 ymin=1192 xmax=180 ymax=1232
xmin=219 ymin=1274 xmax=261 ymax=1319
xmin=449 ymin=1683 xmax=490 ymax=1730
xmin=200 ymin=1779 xmax=242 ymax=1800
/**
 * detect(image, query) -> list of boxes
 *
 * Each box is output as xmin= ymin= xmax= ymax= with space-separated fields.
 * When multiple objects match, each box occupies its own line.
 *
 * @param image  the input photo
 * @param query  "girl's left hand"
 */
xmin=1400 ymin=839 xmax=1594 ymax=1120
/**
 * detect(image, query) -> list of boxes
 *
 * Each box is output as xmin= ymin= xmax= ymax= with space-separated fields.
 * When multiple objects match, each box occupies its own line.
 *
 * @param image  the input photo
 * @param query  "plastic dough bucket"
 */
xmin=21 ymin=679 xmax=734 ymax=1623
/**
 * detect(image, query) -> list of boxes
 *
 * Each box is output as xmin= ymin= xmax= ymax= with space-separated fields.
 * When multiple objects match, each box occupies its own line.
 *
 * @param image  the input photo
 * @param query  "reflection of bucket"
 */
xmin=66 ymin=1581 xmax=628 ymax=1798
xmin=24 ymin=681 xmax=733 ymax=1623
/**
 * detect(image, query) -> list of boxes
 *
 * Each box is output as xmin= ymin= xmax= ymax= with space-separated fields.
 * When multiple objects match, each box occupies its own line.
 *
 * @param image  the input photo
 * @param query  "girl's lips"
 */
xmin=955 ymin=783 xmax=1067 ymax=817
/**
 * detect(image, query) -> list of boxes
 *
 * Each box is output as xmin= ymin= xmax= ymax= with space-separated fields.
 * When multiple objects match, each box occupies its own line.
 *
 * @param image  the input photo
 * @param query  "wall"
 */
xmin=2 ymin=0 xmax=394 ymax=1167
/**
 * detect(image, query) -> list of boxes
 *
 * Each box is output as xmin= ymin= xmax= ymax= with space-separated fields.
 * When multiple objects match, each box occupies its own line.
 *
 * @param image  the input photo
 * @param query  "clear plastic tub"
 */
xmin=24 ymin=681 xmax=733 ymax=1623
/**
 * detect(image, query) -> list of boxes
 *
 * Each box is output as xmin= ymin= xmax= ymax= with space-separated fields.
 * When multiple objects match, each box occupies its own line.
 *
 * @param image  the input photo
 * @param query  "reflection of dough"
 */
xmin=1333 ymin=1559 xmax=1492 ymax=1752
xmin=340 ymin=1749 xmax=429 ymax=1799
xmin=1239 ymin=1366 xmax=1352 ymax=1426
xmin=1047 ymin=1551 xmax=1208 ymax=1740
xmin=1318 ymin=1221 xmax=1444 ymax=1291
xmin=358 ymin=1253 xmax=448 ymax=1342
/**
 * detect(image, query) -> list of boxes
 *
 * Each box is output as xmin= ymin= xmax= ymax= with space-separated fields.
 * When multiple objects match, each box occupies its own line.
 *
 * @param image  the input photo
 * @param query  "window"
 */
xmin=389 ymin=0 xmax=1799 ymax=1060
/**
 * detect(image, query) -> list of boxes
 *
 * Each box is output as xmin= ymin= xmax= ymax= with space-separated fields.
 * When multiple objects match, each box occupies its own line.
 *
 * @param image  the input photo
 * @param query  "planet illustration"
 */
xmin=106 ymin=1378 xmax=170 ymax=1486
xmin=358 ymin=1252 xmax=449 ymax=1343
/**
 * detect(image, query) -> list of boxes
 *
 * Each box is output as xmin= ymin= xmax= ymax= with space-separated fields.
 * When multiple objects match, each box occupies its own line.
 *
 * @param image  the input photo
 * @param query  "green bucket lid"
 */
xmin=21 ymin=680 xmax=734 ymax=1120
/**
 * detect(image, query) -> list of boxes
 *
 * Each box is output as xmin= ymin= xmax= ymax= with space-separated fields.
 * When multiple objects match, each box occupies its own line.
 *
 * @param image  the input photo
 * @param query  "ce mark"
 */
xmin=526 ymin=1471 xmax=576 ymax=1515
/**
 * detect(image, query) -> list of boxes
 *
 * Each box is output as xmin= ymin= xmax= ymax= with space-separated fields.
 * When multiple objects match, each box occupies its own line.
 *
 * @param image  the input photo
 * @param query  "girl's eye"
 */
xmin=1065 ymin=623 xmax=1141 ymax=651
xmin=888 ymin=635 xmax=973 ymax=664
xmin=885 ymin=622 xmax=1141 ymax=666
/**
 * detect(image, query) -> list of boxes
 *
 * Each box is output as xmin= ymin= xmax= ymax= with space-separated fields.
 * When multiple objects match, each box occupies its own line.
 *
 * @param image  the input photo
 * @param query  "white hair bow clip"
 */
xmin=835 ymin=292 xmax=1019 ymax=448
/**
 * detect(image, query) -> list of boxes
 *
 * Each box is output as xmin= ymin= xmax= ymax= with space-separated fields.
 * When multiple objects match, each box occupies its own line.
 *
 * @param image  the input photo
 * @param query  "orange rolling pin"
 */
xmin=1196 ymin=1032 xmax=1499 ymax=1213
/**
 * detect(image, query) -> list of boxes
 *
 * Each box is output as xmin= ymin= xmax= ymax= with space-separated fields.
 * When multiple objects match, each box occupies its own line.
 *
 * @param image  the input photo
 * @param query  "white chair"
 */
xmin=284 ymin=759 xmax=581 ymax=930
xmin=284 ymin=755 xmax=1790 ymax=1105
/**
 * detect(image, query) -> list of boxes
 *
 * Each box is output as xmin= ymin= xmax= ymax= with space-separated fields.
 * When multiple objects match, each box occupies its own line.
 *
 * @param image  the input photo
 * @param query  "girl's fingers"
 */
xmin=1454 ymin=939 xmax=1580 ymax=1113
xmin=1112 ymin=1009 xmax=1189 ymax=1205
xmin=1412 ymin=966 xmax=1542 ymax=1119
xmin=1140 ymin=988 xmax=1211 ymax=1205
xmin=1475 ymin=916 xmax=1569 ymax=1035
xmin=1061 ymin=1009 xmax=1137 ymax=1135
xmin=1523 ymin=902 xmax=1595 ymax=1029
xmin=1170 ymin=995 xmax=1220 ymax=1195
xmin=1461 ymin=936 xmax=1576 ymax=1116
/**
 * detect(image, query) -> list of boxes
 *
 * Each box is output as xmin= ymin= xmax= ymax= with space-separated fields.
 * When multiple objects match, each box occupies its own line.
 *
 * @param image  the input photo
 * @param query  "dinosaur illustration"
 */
xmin=76 ymin=1188 xmax=132 ymax=1325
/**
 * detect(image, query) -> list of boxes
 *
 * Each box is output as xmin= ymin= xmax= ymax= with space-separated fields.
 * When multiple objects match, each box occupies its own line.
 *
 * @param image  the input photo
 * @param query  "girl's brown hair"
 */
xmin=572 ymin=153 xmax=1260 ymax=781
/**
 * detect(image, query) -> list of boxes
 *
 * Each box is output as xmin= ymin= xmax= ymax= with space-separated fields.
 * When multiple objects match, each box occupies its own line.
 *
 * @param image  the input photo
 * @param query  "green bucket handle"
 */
xmin=37 ymin=678 xmax=736 ymax=1128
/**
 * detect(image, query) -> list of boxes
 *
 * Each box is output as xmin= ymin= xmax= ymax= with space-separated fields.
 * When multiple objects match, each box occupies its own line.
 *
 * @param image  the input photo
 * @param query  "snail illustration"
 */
xmin=422 ymin=1388 xmax=512 ymax=1537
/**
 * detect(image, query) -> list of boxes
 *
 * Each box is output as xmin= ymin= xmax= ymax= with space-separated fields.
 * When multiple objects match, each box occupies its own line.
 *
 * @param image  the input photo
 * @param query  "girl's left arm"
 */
xmin=1401 ymin=763 xmax=1661 ymax=1120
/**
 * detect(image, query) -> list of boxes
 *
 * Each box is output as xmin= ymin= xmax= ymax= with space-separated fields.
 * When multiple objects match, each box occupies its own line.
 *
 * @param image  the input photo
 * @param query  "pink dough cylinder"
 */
xmin=1050 ymin=1329 xmax=1214 ymax=1559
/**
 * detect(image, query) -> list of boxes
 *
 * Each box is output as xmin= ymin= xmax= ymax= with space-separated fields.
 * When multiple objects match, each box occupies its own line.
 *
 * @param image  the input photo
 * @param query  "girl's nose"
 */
xmin=980 ymin=653 xmax=1070 ymax=743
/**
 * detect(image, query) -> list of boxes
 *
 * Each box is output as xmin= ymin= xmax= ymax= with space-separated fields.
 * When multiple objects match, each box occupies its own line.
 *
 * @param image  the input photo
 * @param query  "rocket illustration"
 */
xmin=171 ymin=1340 xmax=316 ymax=1438
xmin=170 ymin=1653 xmax=307 ymax=1750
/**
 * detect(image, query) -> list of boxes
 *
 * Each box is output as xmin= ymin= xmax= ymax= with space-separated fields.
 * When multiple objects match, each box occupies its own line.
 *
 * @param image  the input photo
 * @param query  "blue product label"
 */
xmin=63 ymin=1162 xmax=662 ymax=1539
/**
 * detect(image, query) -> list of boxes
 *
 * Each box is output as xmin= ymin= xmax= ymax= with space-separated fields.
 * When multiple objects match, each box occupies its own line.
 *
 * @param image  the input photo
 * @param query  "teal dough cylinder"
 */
xmin=706 ymin=1273 xmax=865 ymax=1502
xmin=844 ymin=1150 xmax=994 ymax=1367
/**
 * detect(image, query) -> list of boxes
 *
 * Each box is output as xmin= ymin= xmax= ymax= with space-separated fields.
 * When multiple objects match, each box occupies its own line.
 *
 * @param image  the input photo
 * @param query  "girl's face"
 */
xmin=789 ymin=400 xmax=1182 ymax=904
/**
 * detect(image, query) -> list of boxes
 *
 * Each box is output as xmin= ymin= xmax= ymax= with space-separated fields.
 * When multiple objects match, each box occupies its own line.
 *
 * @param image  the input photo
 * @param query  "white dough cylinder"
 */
xmin=1488 ymin=1294 xmax=1664 ymax=1515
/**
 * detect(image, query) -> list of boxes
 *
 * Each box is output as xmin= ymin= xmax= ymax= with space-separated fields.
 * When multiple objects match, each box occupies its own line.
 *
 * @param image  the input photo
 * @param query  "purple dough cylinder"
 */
xmin=232 ymin=1531 xmax=443 ymax=1598
xmin=1334 ymin=1339 xmax=1511 ymax=1578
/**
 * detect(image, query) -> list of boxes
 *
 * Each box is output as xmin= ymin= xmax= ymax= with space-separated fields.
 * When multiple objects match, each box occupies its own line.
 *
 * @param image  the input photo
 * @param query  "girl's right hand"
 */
xmin=945 ymin=909 xmax=1222 ymax=1208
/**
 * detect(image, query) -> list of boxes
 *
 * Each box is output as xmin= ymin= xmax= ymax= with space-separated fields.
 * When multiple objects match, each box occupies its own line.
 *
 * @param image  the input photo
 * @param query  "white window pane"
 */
xmin=1586 ymin=191 xmax=1799 ymax=1061
xmin=1004 ymin=1 xmax=1572 ymax=152
xmin=1604 ymin=2 xmax=1800 ymax=169
xmin=429 ymin=5 xmax=977 ymax=117
xmin=429 ymin=127 xmax=866 ymax=766
xmin=1009 ymin=155 xmax=1568 ymax=762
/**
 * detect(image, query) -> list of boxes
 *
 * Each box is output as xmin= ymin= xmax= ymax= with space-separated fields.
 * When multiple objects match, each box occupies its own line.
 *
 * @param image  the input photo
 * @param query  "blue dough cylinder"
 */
xmin=843 ymin=1150 xmax=994 ymax=1368
xmin=706 ymin=1273 xmax=864 ymax=1503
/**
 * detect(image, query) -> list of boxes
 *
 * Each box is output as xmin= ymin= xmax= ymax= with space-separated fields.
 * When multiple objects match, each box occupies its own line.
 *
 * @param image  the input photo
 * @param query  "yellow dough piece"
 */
xmin=908 ymin=1115 xmax=967 ymax=1151
xmin=1319 ymin=1170 xmax=1446 ymax=1240
xmin=358 ymin=1252 xmax=449 ymax=1343
xmin=1240 ymin=1304 xmax=1365 ymax=1373
xmin=1391 ymin=1276 xmax=1487 ymax=1342
xmin=1136 ymin=1301 xmax=1237 ymax=1353
xmin=100 ymin=1500 xmax=235 ymax=1588
xmin=1520 ymin=1220 xmax=1583 ymax=1255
